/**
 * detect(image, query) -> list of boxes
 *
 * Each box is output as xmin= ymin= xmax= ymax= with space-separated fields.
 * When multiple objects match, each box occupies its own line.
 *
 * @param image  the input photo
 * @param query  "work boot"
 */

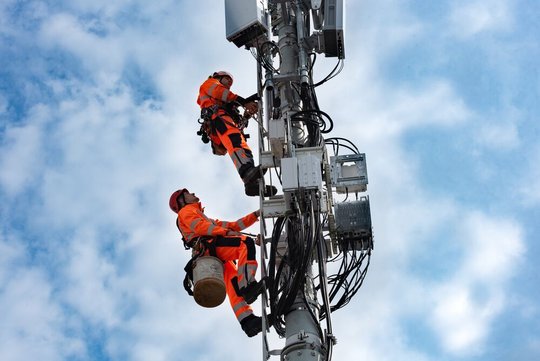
xmin=241 ymin=165 xmax=263 ymax=184
xmin=240 ymin=279 xmax=266 ymax=304
xmin=240 ymin=313 xmax=274 ymax=337
xmin=245 ymin=183 xmax=278 ymax=197
xmin=240 ymin=314 xmax=263 ymax=337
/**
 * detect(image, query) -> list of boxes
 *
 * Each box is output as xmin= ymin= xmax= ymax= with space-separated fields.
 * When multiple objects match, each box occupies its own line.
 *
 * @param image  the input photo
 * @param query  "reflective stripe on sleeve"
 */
xmin=206 ymin=223 xmax=216 ymax=235
xmin=236 ymin=308 xmax=253 ymax=323
xmin=221 ymin=89 xmax=230 ymax=102
xmin=237 ymin=218 xmax=246 ymax=230
xmin=189 ymin=219 xmax=202 ymax=231
xmin=233 ymin=301 xmax=249 ymax=314
xmin=208 ymin=83 xmax=218 ymax=98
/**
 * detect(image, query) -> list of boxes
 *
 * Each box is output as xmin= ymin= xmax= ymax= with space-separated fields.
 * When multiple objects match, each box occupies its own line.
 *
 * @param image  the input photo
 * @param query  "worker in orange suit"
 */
xmin=170 ymin=188 xmax=267 ymax=337
xmin=197 ymin=71 xmax=277 ymax=197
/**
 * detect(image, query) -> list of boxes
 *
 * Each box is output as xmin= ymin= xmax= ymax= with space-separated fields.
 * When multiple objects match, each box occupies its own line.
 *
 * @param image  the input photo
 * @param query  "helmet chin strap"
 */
xmin=175 ymin=190 xmax=188 ymax=210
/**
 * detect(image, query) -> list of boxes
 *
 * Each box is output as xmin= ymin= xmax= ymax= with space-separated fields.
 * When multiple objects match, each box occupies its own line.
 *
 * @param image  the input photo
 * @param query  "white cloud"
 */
xmin=0 ymin=93 xmax=6 ymax=112
xmin=0 ymin=105 xmax=49 ymax=195
xmin=429 ymin=213 xmax=524 ymax=355
xmin=62 ymin=231 xmax=122 ymax=327
xmin=517 ymin=145 xmax=540 ymax=207
xmin=320 ymin=68 xmax=524 ymax=356
xmin=0 ymin=55 xmax=258 ymax=361
xmin=476 ymin=121 xmax=520 ymax=150
xmin=529 ymin=337 xmax=540 ymax=355
xmin=327 ymin=192 xmax=525 ymax=359
xmin=325 ymin=76 xmax=472 ymax=144
xmin=431 ymin=284 xmax=502 ymax=355
xmin=449 ymin=0 xmax=514 ymax=38
xmin=0 ymin=237 xmax=86 ymax=361
xmin=460 ymin=212 xmax=524 ymax=282
xmin=0 ymin=0 xmax=46 ymax=36
xmin=386 ymin=81 xmax=471 ymax=130
xmin=348 ymin=0 xmax=424 ymax=58
xmin=468 ymin=102 xmax=523 ymax=152
xmin=324 ymin=10 xmax=473 ymax=141
xmin=40 ymin=13 xmax=125 ymax=74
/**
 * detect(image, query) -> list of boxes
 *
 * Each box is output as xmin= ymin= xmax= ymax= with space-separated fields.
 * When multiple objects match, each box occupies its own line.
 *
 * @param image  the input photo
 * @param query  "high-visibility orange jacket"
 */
xmin=197 ymin=78 xmax=238 ymax=110
xmin=177 ymin=203 xmax=258 ymax=244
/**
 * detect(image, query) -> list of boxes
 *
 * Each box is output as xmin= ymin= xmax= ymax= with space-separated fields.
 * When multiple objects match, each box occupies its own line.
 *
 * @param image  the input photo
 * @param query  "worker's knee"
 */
xmin=213 ymin=117 xmax=228 ymax=134
xmin=243 ymin=237 xmax=256 ymax=260
xmin=228 ymin=132 xmax=243 ymax=148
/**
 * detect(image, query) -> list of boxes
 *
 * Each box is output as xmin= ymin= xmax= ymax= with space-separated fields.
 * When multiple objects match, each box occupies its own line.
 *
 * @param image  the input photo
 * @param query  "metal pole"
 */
xmin=223 ymin=2 xmax=373 ymax=361
xmin=270 ymin=2 xmax=326 ymax=360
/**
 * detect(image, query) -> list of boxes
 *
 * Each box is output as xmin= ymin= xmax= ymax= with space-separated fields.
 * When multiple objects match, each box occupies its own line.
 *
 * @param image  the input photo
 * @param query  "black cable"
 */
xmin=326 ymin=246 xmax=371 ymax=313
xmin=313 ymin=59 xmax=344 ymax=87
xmin=324 ymin=137 xmax=360 ymax=154
xmin=251 ymin=40 xmax=281 ymax=74
xmin=267 ymin=216 xmax=287 ymax=335
xmin=311 ymin=192 xmax=334 ymax=359
xmin=273 ymin=157 xmax=283 ymax=185
xmin=300 ymin=199 xmax=325 ymax=339
xmin=291 ymin=110 xmax=334 ymax=134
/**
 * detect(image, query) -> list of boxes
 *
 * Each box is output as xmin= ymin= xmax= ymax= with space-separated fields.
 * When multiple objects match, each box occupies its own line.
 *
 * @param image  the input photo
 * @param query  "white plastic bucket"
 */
xmin=192 ymin=256 xmax=226 ymax=308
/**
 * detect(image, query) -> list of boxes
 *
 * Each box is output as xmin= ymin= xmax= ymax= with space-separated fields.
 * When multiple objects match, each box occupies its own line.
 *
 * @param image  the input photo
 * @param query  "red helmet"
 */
xmin=212 ymin=71 xmax=233 ymax=83
xmin=169 ymin=188 xmax=188 ymax=213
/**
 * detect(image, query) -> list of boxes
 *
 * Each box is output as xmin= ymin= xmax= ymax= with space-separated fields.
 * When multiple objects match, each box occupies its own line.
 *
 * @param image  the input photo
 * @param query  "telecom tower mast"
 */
xmin=224 ymin=1 xmax=373 ymax=360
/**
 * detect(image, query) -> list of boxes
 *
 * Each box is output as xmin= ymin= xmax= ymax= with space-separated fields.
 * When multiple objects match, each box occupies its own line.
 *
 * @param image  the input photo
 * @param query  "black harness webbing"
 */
xmin=180 ymin=234 xmax=217 ymax=296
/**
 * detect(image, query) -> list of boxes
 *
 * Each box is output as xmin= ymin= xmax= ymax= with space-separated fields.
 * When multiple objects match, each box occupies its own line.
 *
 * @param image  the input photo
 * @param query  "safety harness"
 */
xmin=177 ymin=218 xmax=218 ymax=296
xmin=197 ymin=105 xmax=240 ymax=156
xmin=197 ymin=94 xmax=260 ymax=152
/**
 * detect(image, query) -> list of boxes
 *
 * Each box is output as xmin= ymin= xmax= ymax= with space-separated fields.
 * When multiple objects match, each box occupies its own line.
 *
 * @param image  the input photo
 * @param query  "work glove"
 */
xmin=244 ymin=101 xmax=259 ymax=115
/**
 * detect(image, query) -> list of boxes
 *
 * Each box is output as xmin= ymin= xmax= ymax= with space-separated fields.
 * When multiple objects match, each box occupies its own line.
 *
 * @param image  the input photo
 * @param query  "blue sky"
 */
xmin=1 ymin=0 xmax=539 ymax=360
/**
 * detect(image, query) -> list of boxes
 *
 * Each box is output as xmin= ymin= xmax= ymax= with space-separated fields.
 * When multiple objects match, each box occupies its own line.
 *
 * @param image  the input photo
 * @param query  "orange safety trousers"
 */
xmin=204 ymin=235 xmax=258 ymax=323
xmin=210 ymin=113 xmax=254 ymax=180
xmin=224 ymin=261 xmax=253 ymax=323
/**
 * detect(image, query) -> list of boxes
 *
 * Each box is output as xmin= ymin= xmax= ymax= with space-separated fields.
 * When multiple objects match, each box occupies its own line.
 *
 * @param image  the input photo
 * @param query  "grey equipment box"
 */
xmin=330 ymin=153 xmax=368 ymax=193
xmin=334 ymin=197 xmax=373 ymax=251
xmin=225 ymin=0 xmax=268 ymax=48
xmin=323 ymin=0 xmax=345 ymax=58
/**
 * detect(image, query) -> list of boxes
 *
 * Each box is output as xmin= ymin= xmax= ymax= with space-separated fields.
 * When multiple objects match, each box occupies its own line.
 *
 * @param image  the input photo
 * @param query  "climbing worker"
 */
xmin=170 ymin=188 xmax=267 ymax=337
xmin=196 ymin=71 xmax=277 ymax=197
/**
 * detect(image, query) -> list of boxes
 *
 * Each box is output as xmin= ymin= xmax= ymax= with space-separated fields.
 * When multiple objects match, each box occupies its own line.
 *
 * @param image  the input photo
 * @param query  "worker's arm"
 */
xmin=236 ymin=93 xmax=260 ymax=105
xmin=184 ymin=209 xmax=229 ymax=237
xmin=205 ymin=79 xmax=238 ymax=104
xmin=223 ymin=211 xmax=259 ymax=232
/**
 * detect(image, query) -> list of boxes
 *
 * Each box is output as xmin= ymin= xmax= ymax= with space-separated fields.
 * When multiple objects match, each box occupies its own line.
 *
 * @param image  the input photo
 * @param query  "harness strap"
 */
xmin=181 ymin=235 xmax=216 ymax=296
xmin=176 ymin=219 xmax=191 ymax=250
xmin=183 ymin=258 xmax=195 ymax=296
xmin=199 ymin=237 xmax=217 ymax=257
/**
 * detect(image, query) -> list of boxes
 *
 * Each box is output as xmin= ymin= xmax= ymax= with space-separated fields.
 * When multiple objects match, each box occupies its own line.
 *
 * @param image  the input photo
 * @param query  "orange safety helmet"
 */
xmin=169 ymin=188 xmax=188 ymax=213
xmin=212 ymin=71 xmax=233 ymax=84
